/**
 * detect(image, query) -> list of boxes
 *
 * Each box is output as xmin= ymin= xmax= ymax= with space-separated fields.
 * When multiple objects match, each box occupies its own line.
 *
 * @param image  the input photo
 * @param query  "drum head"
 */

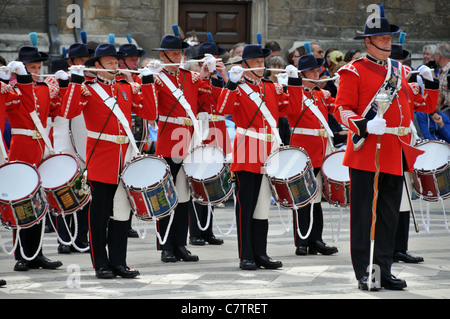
xmin=322 ymin=151 xmax=349 ymax=182
xmin=183 ymin=146 xmax=224 ymax=180
xmin=70 ymin=113 xmax=87 ymax=162
xmin=265 ymin=147 xmax=308 ymax=179
xmin=0 ymin=162 xmax=40 ymax=201
xmin=122 ymin=156 xmax=167 ymax=189
xmin=414 ymin=141 xmax=450 ymax=171
xmin=38 ymin=154 xmax=78 ymax=189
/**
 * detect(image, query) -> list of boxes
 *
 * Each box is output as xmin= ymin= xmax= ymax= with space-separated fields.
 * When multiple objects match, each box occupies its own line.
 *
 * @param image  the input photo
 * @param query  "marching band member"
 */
xmin=283 ymin=51 xmax=338 ymax=257
xmin=149 ymin=28 xmax=224 ymax=263
xmin=60 ymin=43 xmax=158 ymax=279
xmin=1 ymin=46 xmax=63 ymax=272
xmin=50 ymin=39 xmax=93 ymax=254
xmin=333 ymin=6 xmax=439 ymax=290
xmin=118 ymin=37 xmax=147 ymax=238
xmin=216 ymin=42 xmax=303 ymax=270
xmin=188 ymin=37 xmax=230 ymax=246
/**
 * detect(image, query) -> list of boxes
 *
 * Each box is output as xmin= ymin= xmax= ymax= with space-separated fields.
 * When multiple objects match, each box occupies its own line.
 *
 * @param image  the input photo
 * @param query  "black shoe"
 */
xmin=128 ymin=228 xmax=139 ymax=238
xmin=295 ymin=245 xmax=308 ymax=256
xmin=393 ymin=251 xmax=424 ymax=263
xmin=255 ymin=255 xmax=283 ymax=269
xmin=239 ymin=259 xmax=257 ymax=270
xmin=112 ymin=265 xmax=140 ymax=278
xmin=204 ymin=236 xmax=224 ymax=245
xmin=309 ymin=240 xmax=338 ymax=255
xmin=0 ymin=279 xmax=6 ymax=287
xmin=381 ymin=274 xmax=407 ymax=290
xmin=357 ymin=275 xmax=381 ymax=291
xmin=58 ymin=244 xmax=72 ymax=254
xmin=95 ymin=266 xmax=115 ymax=279
xmin=189 ymin=236 xmax=205 ymax=246
xmin=28 ymin=256 xmax=63 ymax=270
xmin=161 ymin=250 xmax=179 ymax=262
xmin=14 ymin=260 xmax=29 ymax=272
xmin=174 ymin=246 xmax=199 ymax=262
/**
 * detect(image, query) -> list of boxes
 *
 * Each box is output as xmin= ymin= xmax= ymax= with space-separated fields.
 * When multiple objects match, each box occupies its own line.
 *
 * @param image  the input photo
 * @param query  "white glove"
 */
xmin=138 ymin=67 xmax=153 ymax=79
xmin=285 ymin=64 xmax=298 ymax=78
xmin=69 ymin=65 xmax=85 ymax=77
xmin=0 ymin=68 xmax=11 ymax=81
xmin=229 ymin=66 xmax=244 ymax=83
xmin=276 ymin=73 xmax=288 ymax=86
xmin=147 ymin=59 xmax=163 ymax=74
xmin=8 ymin=61 xmax=27 ymax=76
xmin=54 ymin=70 xmax=69 ymax=81
xmin=203 ymin=53 xmax=216 ymax=73
xmin=366 ymin=116 xmax=386 ymax=135
xmin=418 ymin=65 xmax=433 ymax=82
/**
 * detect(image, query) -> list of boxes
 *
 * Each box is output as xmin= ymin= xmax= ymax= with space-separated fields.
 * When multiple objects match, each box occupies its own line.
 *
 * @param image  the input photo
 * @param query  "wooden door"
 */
xmin=179 ymin=0 xmax=251 ymax=51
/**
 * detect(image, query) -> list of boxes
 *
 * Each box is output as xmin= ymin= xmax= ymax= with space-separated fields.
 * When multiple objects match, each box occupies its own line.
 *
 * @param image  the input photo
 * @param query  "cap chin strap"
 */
xmin=244 ymin=60 xmax=263 ymax=79
xmin=98 ymin=61 xmax=118 ymax=75
xmin=163 ymin=51 xmax=176 ymax=64
xmin=369 ymin=40 xmax=391 ymax=53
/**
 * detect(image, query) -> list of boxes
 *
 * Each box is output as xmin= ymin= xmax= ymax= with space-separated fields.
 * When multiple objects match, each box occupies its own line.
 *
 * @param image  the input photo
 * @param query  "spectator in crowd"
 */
xmin=435 ymin=42 xmax=450 ymax=117
xmin=265 ymin=41 xmax=282 ymax=60
xmin=287 ymin=46 xmax=306 ymax=68
xmin=344 ymin=49 xmax=361 ymax=62
xmin=415 ymin=94 xmax=450 ymax=143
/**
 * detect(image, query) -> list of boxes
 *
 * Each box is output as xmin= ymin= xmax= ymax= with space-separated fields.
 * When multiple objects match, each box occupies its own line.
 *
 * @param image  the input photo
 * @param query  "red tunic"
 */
xmin=216 ymin=78 xmax=303 ymax=174
xmin=284 ymin=88 xmax=335 ymax=168
xmin=154 ymin=68 xmax=222 ymax=159
xmin=334 ymin=57 xmax=439 ymax=176
xmin=4 ymin=76 xmax=62 ymax=165
xmin=61 ymin=75 xmax=157 ymax=184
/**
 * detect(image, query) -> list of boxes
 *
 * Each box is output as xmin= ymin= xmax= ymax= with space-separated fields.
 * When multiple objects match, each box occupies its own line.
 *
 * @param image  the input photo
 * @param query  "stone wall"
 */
xmin=0 ymin=0 xmax=448 ymax=69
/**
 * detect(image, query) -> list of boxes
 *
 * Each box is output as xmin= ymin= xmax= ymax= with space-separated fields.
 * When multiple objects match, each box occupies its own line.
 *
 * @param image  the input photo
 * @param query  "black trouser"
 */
xmin=156 ymin=157 xmax=189 ymax=251
xmin=56 ymin=204 xmax=89 ymax=246
xmin=292 ymin=167 xmax=324 ymax=246
xmin=234 ymin=171 xmax=268 ymax=260
xmin=13 ymin=222 xmax=44 ymax=261
xmin=394 ymin=211 xmax=410 ymax=253
xmin=189 ymin=201 xmax=214 ymax=239
xmin=88 ymin=181 xmax=128 ymax=270
xmin=349 ymin=168 xmax=402 ymax=280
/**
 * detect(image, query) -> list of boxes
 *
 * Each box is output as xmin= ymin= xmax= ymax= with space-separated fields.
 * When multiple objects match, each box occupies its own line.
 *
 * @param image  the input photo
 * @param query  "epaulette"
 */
xmin=274 ymin=82 xmax=284 ymax=95
xmin=48 ymin=84 xmax=60 ymax=99
xmin=321 ymin=89 xmax=332 ymax=99
xmin=129 ymin=81 xmax=141 ymax=95
xmin=0 ymin=81 xmax=12 ymax=94
xmin=408 ymin=82 xmax=420 ymax=95
xmin=337 ymin=59 xmax=361 ymax=77
xmin=80 ymin=83 xmax=92 ymax=97
xmin=45 ymin=76 xmax=59 ymax=88
xmin=191 ymin=71 xmax=201 ymax=83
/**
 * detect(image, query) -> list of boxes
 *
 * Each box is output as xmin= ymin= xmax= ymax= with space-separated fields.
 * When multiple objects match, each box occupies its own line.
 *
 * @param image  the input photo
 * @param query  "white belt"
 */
xmin=291 ymin=127 xmax=328 ymax=137
xmin=236 ymin=127 xmax=275 ymax=142
xmin=86 ymin=130 xmax=129 ymax=144
xmin=385 ymin=126 xmax=411 ymax=136
xmin=159 ymin=115 xmax=193 ymax=126
xmin=11 ymin=128 xmax=43 ymax=139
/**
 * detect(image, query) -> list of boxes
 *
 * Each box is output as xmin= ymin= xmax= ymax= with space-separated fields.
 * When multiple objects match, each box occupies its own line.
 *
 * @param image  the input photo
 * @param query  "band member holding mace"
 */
xmin=334 ymin=6 xmax=439 ymax=290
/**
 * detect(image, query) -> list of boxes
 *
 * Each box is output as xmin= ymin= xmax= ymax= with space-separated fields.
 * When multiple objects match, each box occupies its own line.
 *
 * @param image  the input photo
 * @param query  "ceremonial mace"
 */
xmin=368 ymin=91 xmax=389 ymax=291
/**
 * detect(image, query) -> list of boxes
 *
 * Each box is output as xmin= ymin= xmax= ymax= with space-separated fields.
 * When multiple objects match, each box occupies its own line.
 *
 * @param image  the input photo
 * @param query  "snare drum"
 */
xmin=121 ymin=155 xmax=178 ymax=221
xmin=69 ymin=113 xmax=87 ymax=162
xmin=412 ymin=139 xmax=450 ymax=201
xmin=264 ymin=146 xmax=318 ymax=209
xmin=38 ymin=153 xmax=91 ymax=215
xmin=0 ymin=161 xmax=48 ymax=229
xmin=321 ymin=150 xmax=350 ymax=207
xmin=183 ymin=145 xmax=233 ymax=205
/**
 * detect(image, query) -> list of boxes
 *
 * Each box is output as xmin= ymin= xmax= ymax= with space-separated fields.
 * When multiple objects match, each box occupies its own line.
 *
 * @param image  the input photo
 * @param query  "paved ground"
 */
xmin=0 ymin=197 xmax=449 ymax=305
